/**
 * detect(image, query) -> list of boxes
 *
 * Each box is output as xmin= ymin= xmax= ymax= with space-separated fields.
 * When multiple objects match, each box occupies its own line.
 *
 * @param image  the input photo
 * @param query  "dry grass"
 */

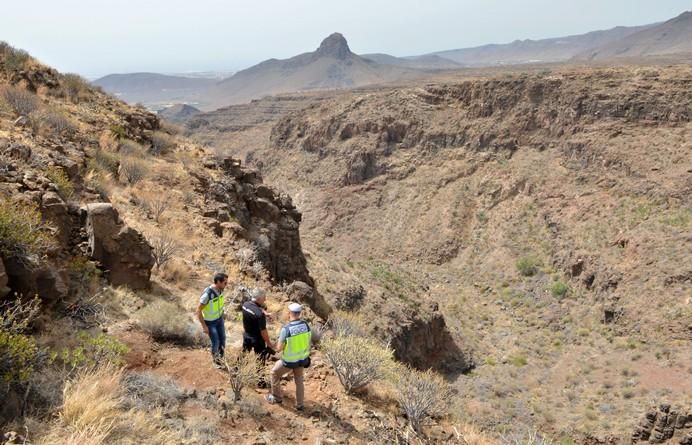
xmin=224 ymin=349 xmax=261 ymax=401
xmin=118 ymin=156 xmax=148 ymax=185
xmin=1 ymin=85 xmax=41 ymax=116
xmin=136 ymin=300 xmax=205 ymax=346
xmin=38 ymin=366 xmax=177 ymax=445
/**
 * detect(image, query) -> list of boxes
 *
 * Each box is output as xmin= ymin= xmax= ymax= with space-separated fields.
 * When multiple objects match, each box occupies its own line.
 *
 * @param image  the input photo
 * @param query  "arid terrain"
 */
xmin=1 ymin=11 xmax=692 ymax=445
xmin=188 ymin=63 xmax=692 ymax=442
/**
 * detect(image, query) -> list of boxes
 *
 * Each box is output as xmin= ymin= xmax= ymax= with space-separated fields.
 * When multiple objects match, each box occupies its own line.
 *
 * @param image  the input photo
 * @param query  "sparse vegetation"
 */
xmin=327 ymin=310 xmax=368 ymax=337
xmin=38 ymin=366 xmax=177 ymax=445
xmin=388 ymin=365 xmax=452 ymax=433
xmin=60 ymin=73 xmax=90 ymax=103
xmin=516 ymin=255 xmax=542 ymax=277
xmin=30 ymin=107 xmax=77 ymax=137
xmin=0 ymin=85 xmax=40 ymax=116
xmin=224 ymin=349 xmax=261 ymax=401
xmin=57 ymin=331 xmax=129 ymax=374
xmin=550 ymin=280 xmax=570 ymax=298
xmin=150 ymin=131 xmax=176 ymax=155
xmin=322 ymin=336 xmax=393 ymax=394
xmin=0 ymin=42 xmax=32 ymax=71
xmin=119 ymin=156 xmax=148 ymax=184
xmin=0 ymin=198 xmax=51 ymax=256
xmin=150 ymin=233 xmax=179 ymax=270
xmin=122 ymin=371 xmax=186 ymax=412
xmin=137 ymin=300 xmax=204 ymax=346
xmin=45 ymin=166 xmax=75 ymax=200
xmin=119 ymin=138 xmax=147 ymax=156
xmin=0 ymin=296 xmax=42 ymax=384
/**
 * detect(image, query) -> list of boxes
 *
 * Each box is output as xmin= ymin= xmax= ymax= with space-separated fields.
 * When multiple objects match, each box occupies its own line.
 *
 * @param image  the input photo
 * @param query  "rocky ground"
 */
xmin=188 ymin=63 xmax=692 ymax=443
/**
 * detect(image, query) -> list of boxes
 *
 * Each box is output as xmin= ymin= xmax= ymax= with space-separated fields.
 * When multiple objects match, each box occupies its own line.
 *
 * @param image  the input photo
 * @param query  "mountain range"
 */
xmin=92 ymin=10 xmax=692 ymax=111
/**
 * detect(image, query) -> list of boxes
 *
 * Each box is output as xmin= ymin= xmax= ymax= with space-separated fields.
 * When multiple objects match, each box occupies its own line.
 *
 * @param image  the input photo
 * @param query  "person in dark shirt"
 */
xmin=241 ymin=288 xmax=274 ymax=361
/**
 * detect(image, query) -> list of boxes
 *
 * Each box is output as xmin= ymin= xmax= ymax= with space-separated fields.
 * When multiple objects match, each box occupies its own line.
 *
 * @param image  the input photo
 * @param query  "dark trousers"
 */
xmin=242 ymin=334 xmax=273 ymax=362
xmin=205 ymin=317 xmax=226 ymax=358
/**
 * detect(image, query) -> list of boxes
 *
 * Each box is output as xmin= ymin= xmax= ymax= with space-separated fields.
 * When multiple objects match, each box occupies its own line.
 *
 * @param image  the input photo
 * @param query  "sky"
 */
xmin=1 ymin=0 xmax=689 ymax=78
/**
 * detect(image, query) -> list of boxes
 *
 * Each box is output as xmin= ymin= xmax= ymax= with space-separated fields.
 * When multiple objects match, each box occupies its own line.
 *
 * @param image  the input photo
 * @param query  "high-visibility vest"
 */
xmin=202 ymin=288 xmax=224 ymax=321
xmin=281 ymin=321 xmax=311 ymax=364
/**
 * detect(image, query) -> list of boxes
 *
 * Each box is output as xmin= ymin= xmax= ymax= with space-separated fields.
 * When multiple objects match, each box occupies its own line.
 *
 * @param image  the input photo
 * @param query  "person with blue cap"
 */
xmin=265 ymin=302 xmax=312 ymax=410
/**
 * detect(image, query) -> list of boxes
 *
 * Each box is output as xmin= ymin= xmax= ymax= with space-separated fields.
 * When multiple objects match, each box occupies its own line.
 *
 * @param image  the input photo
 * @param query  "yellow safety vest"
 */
xmin=202 ymin=288 xmax=224 ymax=321
xmin=282 ymin=321 xmax=311 ymax=364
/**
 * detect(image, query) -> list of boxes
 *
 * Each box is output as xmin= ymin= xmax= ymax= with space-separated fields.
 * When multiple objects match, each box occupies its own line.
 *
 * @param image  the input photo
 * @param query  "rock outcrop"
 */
xmin=86 ymin=203 xmax=154 ymax=290
xmin=632 ymin=404 xmax=691 ymax=444
xmin=200 ymin=157 xmax=314 ymax=287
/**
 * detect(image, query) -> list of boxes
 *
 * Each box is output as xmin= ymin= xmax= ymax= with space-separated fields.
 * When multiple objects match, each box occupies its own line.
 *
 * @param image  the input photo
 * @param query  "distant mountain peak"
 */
xmin=315 ymin=33 xmax=352 ymax=59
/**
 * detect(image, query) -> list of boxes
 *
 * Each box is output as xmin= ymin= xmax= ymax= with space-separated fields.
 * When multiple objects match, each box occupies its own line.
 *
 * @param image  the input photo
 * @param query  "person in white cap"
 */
xmin=265 ymin=302 xmax=312 ymax=410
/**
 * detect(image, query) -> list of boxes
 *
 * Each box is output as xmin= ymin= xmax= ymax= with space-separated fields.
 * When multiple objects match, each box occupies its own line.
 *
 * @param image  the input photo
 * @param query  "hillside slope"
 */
xmin=575 ymin=10 xmax=692 ymax=60
xmin=430 ymin=24 xmax=651 ymax=66
xmin=189 ymin=65 xmax=692 ymax=441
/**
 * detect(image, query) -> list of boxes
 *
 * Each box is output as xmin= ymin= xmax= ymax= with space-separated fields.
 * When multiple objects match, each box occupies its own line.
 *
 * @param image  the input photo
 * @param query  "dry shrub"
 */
xmin=160 ymin=120 xmax=182 ymax=135
xmin=99 ymin=130 xmax=119 ymax=152
xmin=90 ymin=148 xmax=119 ymax=176
xmin=137 ymin=300 xmax=204 ymax=346
xmin=161 ymin=259 xmax=190 ymax=286
xmin=122 ymin=371 xmax=185 ymax=413
xmin=0 ymin=85 xmax=40 ymax=116
xmin=61 ymin=73 xmax=90 ymax=103
xmin=0 ymin=198 xmax=52 ymax=257
xmin=150 ymin=131 xmax=176 ymax=156
xmin=322 ymin=336 xmax=393 ymax=394
xmin=118 ymin=156 xmax=148 ymax=184
xmin=388 ymin=366 xmax=452 ymax=433
xmin=235 ymin=246 xmax=267 ymax=279
xmin=150 ymin=197 xmax=169 ymax=222
xmin=37 ymin=366 xmax=177 ymax=445
xmin=150 ymin=233 xmax=178 ymax=270
xmin=501 ymin=429 xmax=556 ymax=445
xmin=328 ymin=310 xmax=368 ymax=337
xmin=30 ymin=108 xmax=77 ymax=137
xmin=0 ymin=42 xmax=32 ymax=71
xmin=224 ymin=349 xmax=261 ymax=401
xmin=84 ymin=170 xmax=114 ymax=201
xmin=119 ymin=138 xmax=147 ymax=156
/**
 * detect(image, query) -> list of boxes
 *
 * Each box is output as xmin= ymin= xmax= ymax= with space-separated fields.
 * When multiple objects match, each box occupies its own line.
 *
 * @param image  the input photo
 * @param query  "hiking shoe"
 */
xmin=295 ymin=405 xmax=304 ymax=412
xmin=265 ymin=394 xmax=282 ymax=405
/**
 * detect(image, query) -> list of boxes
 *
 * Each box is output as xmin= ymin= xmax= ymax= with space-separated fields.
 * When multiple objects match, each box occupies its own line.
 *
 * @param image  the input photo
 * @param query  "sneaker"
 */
xmin=265 ymin=394 xmax=282 ymax=405
xmin=295 ymin=405 xmax=304 ymax=411
xmin=212 ymin=356 xmax=225 ymax=369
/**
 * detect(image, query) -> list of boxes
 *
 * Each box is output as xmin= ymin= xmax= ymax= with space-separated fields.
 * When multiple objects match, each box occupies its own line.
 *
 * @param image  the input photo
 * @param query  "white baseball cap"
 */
xmin=288 ymin=302 xmax=303 ymax=313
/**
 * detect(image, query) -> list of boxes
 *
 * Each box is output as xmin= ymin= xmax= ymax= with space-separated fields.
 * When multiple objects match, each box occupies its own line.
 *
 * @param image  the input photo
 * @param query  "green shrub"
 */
xmin=510 ymin=353 xmax=528 ymax=367
xmin=57 ymin=331 xmax=128 ymax=373
xmin=516 ymin=255 xmax=542 ymax=276
xmin=0 ymin=199 xmax=51 ymax=256
xmin=45 ymin=166 xmax=75 ymax=200
xmin=0 ymin=296 xmax=42 ymax=383
xmin=0 ymin=330 xmax=38 ymax=383
xmin=550 ymin=280 xmax=570 ymax=298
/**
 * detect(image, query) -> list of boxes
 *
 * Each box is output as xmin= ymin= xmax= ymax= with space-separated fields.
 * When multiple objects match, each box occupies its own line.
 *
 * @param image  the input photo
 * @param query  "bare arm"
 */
xmin=261 ymin=329 xmax=274 ymax=351
xmin=196 ymin=304 xmax=208 ymax=334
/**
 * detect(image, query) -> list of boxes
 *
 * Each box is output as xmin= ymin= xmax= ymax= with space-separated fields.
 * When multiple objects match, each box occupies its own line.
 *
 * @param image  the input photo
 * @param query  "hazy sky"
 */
xmin=1 ymin=0 xmax=689 ymax=78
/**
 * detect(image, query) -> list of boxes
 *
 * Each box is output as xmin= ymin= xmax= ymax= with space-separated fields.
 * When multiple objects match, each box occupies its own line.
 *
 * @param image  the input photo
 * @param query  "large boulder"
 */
xmin=86 ymin=203 xmax=154 ymax=290
xmin=285 ymin=281 xmax=332 ymax=320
